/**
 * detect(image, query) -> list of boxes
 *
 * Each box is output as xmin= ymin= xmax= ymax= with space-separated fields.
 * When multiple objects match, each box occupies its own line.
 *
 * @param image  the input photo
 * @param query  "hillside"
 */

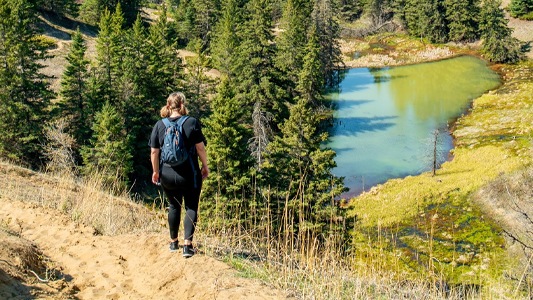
xmin=2 ymin=3 xmax=532 ymax=299
xmin=0 ymin=162 xmax=289 ymax=299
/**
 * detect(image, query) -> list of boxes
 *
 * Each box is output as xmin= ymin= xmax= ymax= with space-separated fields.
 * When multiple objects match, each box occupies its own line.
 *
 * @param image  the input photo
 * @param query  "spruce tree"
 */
xmin=233 ymin=0 xmax=290 ymax=167
xmin=59 ymin=28 xmax=91 ymax=146
xmin=509 ymin=0 xmax=533 ymax=18
xmin=81 ymin=101 xmax=133 ymax=189
xmin=147 ymin=6 xmax=183 ymax=98
xmin=79 ymin=0 xmax=101 ymax=25
xmin=116 ymin=14 xmax=156 ymax=180
xmin=183 ymin=41 xmax=216 ymax=118
xmin=210 ymin=0 xmax=241 ymax=77
xmin=264 ymin=11 xmax=346 ymax=244
xmin=191 ymin=0 xmax=220 ymax=48
xmin=399 ymin=0 xmax=448 ymax=43
xmin=367 ymin=0 xmax=394 ymax=27
xmin=202 ymin=77 xmax=253 ymax=222
xmin=94 ymin=6 xmax=125 ymax=106
xmin=79 ymin=0 xmax=140 ymax=26
xmin=39 ymin=0 xmax=80 ymax=17
xmin=274 ymin=0 xmax=312 ymax=88
xmin=336 ymin=0 xmax=363 ymax=21
xmin=297 ymin=22 xmax=326 ymax=107
xmin=0 ymin=0 xmax=54 ymax=166
xmin=173 ymin=0 xmax=196 ymax=46
xmin=480 ymin=0 xmax=523 ymax=63
xmin=232 ymin=0 xmax=287 ymax=123
xmin=262 ymin=95 xmax=345 ymax=242
xmin=311 ymin=0 xmax=343 ymax=87
xmin=445 ymin=0 xmax=480 ymax=42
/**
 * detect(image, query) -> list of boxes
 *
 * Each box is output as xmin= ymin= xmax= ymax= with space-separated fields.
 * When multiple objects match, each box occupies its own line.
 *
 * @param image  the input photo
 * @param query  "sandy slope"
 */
xmin=0 ymin=199 xmax=287 ymax=299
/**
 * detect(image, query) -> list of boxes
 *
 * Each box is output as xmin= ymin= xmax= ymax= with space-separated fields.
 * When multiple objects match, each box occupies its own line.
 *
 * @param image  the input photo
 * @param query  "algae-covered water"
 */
xmin=327 ymin=56 xmax=501 ymax=197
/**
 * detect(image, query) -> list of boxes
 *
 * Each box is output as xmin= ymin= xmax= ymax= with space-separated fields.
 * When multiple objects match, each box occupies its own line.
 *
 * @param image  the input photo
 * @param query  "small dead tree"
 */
xmin=248 ymin=101 xmax=272 ymax=170
xmin=424 ymin=128 xmax=448 ymax=176
xmin=43 ymin=118 xmax=77 ymax=177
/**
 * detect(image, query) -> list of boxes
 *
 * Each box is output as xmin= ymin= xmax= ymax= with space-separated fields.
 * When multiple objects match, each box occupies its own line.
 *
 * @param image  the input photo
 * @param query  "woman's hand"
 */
xmin=152 ymin=172 xmax=160 ymax=185
xmin=201 ymin=165 xmax=209 ymax=179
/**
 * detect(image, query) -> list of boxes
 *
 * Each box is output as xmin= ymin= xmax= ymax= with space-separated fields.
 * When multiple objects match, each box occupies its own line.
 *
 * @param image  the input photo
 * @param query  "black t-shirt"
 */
xmin=148 ymin=116 xmax=206 ymax=181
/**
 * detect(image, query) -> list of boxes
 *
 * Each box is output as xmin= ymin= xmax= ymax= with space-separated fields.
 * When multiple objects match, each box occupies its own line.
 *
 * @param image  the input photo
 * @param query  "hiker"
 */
xmin=149 ymin=92 xmax=209 ymax=258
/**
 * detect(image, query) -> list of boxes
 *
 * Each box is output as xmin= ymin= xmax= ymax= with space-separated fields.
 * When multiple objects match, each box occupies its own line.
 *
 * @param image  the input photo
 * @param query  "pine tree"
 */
xmin=509 ymin=0 xmax=533 ymax=18
xmin=210 ymin=0 xmax=241 ymax=77
xmin=0 ymin=0 xmax=54 ymax=166
xmin=311 ymin=0 xmax=343 ymax=87
xmin=94 ymin=6 xmax=125 ymax=106
xmin=79 ymin=0 xmax=140 ymax=26
xmin=445 ymin=0 xmax=480 ymax=42
xmin=147 ymin=6 xmax=183 ymax=98
xmin=274 ymin=0 xmax=312 ymax=88
xmin=202 ymin=77 xmax=254 ymax=222
xmin=480 ymin=0 xmax=523 ymax=63
xmin=81 ymin=101 xmax=133 ymax=189
xmin=39 ymin=0 xmax=80 ymax=17
xmin=399 ymin=0 xmax=448 ymax=43
xmin=59 ymin=28 xmax=91 ymax=145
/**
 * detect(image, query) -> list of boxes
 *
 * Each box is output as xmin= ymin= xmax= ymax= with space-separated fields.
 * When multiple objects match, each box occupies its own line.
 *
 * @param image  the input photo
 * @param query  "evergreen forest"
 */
xmin=1 ymin=0 xmax=532 ymax=297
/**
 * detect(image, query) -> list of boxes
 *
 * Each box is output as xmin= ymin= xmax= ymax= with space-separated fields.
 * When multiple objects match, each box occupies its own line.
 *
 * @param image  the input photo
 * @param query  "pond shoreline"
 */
xmin=338 ymin=34 xmax=487 ymax=69
xmin=330 ymin=53 xmax=501 ymax=199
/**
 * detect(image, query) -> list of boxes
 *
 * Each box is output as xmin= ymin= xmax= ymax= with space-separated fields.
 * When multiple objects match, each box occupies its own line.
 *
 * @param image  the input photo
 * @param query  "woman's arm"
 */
xmin=195 ymin=142 xmax=209 ymax=179
xmin=150 ymin=148 xmax=160 ymax=184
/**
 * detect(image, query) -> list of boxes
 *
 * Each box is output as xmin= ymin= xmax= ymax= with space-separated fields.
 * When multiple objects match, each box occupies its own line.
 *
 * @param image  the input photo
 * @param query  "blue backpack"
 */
xmin=160 ymin=116 xmax=190 ymax=167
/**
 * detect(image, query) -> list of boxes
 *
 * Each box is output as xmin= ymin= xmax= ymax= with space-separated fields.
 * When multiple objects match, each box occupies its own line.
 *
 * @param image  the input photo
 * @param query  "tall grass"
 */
xmin=0 ymin=160 xmax=164 ymax=236
xmin=196 ymin=213 xmax=512 ymax=298
xmin=192 ymin=180 xmax=523 ymax=299
xmin=1 ymin=156 xmax=529 ymax=299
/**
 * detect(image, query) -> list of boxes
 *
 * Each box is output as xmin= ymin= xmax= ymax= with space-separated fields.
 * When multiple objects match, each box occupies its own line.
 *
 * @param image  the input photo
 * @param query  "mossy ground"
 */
xmin=347 ymin=57 xmax=533 ymax=290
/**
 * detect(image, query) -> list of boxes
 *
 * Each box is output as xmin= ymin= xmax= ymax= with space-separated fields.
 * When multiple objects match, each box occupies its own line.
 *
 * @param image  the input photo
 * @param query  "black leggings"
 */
xmin=161 ymin=165 xmax=201 ymax=242
xmin=163 ymin=185 xmax=200 ymax=242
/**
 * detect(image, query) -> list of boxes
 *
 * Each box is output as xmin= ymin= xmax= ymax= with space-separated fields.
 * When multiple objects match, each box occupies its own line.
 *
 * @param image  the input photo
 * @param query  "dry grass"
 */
xmin=339 ymin=34 xmax=459 ymax=68
xmin=474 ymin=165 xmax=533 ymax=296
xmin=1 ymin=158 xmax=512 ymax=299
xmin=0 ymin=160 xmax=164 ymax=236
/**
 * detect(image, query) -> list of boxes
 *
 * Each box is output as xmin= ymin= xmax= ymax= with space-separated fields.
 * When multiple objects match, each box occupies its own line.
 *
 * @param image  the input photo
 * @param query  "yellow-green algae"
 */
xmin=347 ymin=60 xmax=533 ymax=287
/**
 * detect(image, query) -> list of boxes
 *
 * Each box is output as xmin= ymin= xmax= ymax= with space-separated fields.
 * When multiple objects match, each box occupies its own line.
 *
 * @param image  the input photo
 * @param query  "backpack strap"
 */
xmin=162 ymin=117 xmax=172 ymax=128
xmin=177 ymin=115 xmax=189 ymax=129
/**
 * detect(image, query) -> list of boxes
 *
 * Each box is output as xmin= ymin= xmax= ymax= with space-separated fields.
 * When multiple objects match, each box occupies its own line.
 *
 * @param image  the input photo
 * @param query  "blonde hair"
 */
xmin=160 ymin=92 xmax=189 ymax=118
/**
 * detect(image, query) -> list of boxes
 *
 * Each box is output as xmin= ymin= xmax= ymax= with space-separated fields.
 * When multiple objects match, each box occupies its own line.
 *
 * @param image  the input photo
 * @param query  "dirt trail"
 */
xmin=0 ymin=199 xmax=287 ymax=299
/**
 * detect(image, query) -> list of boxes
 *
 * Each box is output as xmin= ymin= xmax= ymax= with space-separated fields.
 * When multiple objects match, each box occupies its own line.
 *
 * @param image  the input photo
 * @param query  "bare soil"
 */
xmin=0 ymin=188 xmax=288 ymax=299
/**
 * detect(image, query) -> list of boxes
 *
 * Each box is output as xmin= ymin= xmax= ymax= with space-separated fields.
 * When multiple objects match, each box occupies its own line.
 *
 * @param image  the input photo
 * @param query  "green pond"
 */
xmin=327 ymin=55 xmax=501 ymax=197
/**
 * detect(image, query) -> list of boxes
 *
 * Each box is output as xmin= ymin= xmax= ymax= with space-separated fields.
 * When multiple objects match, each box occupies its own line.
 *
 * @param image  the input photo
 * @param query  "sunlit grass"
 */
xmin=346 ymin=60 xmax=533 ymax=295
xmin=349 ymin=145 xmax=527 ymax=228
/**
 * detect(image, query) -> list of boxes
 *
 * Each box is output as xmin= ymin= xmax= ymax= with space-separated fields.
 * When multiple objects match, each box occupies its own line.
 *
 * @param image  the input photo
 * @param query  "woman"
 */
xmin=149 ymin=92 xmax=209 ymax=258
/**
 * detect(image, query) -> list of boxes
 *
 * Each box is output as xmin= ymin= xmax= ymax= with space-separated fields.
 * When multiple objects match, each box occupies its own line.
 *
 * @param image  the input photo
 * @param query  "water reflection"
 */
xmin=327 ymin=56 xmax=501 ymax=198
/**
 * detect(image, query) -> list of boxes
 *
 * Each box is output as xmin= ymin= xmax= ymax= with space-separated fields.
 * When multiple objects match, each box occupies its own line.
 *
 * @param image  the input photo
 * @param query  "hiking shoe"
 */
xmin=169 ymin=241 xmax=179 ymax=252
xmin=183 ymin=245 xmax=195 ymax=258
